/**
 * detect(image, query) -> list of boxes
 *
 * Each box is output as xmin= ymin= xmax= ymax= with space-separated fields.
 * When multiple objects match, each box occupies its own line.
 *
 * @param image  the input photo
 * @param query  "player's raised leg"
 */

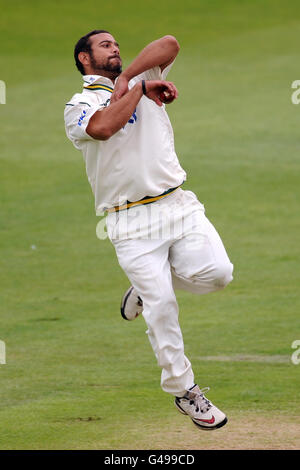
xmin=170 ymin=193 xmax=233 ymax=295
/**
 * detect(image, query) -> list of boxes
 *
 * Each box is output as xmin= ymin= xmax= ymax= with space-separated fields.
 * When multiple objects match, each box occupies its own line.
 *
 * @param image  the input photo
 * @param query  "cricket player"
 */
xmin=64 ymin=30 xmax=233 ymax=430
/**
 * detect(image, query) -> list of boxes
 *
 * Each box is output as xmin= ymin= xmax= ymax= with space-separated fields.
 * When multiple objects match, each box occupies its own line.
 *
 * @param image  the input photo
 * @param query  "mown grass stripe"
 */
xmin=197 ymin=355 xmax=291 ymax=364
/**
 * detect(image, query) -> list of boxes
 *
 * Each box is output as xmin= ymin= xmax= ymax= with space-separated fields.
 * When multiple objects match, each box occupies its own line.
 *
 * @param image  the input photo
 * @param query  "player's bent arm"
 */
xmin=86 ymin=82 xmax=143 ymax=140
xmin=111 ymin=36 xmax=179 ymax=103
xmin=87 ymin=80 xmax=178 ymax=140
xmin=124 ymin=35 xmax=180 ymax=79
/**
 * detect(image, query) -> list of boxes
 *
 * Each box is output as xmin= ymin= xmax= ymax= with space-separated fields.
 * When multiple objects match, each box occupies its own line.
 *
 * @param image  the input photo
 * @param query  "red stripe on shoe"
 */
xmin=194 ymin=415 xmax=215 ymax=424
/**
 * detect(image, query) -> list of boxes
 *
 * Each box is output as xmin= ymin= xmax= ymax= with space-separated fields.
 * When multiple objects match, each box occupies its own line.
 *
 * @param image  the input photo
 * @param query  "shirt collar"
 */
xmin=83 ymin=75 xmax=115 ymax=88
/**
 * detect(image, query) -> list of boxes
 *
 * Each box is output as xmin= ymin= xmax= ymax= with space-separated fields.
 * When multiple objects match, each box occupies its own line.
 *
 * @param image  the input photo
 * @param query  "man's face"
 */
xmin=88 ymin=33 xmax=122 ymax=77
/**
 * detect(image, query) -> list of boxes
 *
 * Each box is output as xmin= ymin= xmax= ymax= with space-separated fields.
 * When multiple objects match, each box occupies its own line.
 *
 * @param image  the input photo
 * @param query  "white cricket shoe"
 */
xmin=175 ymin=384 xmax=227 ymax=430
xmin=120 ymin=286 xmax=143 ymax=321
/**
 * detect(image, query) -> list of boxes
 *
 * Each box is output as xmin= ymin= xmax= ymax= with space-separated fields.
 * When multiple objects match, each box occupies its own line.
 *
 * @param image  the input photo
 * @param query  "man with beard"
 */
xmin=64 ymin=30 xmax=233 ymax=430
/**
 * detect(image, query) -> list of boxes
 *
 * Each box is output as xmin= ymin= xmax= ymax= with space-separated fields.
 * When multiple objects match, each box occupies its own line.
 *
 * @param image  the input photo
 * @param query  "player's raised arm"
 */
xmin=111 ymin=35 xmax=180 ymax=102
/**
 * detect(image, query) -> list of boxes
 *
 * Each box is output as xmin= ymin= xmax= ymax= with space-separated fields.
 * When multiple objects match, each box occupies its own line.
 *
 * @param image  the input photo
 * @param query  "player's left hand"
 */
xmin=111 ymin=74 xmax=129 ymax=103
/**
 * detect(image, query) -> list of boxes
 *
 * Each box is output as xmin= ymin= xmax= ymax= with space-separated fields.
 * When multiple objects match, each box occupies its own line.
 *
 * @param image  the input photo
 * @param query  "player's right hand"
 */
xmin=143 ymin=80 xmax=178 ymax=106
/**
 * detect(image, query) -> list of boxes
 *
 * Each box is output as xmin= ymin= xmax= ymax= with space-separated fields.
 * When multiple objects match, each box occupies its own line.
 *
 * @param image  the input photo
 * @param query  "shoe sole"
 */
xmin=120 ymin=286 xmax=134 ymax=320
xmin=175 ymin=399 xmax=228 ymax=431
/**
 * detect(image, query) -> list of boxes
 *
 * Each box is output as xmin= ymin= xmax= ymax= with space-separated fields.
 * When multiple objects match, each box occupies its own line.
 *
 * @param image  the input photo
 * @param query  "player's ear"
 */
xmin=78 ymin=51 xmax=91 ymax=69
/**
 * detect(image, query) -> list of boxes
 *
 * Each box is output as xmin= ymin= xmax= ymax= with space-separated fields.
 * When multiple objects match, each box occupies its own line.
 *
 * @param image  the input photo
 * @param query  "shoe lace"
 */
xmin=188 ymin=387 xmax=212 ymax=413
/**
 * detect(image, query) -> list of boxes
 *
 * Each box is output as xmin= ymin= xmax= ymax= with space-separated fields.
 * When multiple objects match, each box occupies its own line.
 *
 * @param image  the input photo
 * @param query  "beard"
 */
xmin=90 ymin=53 xmax=122 ymax=77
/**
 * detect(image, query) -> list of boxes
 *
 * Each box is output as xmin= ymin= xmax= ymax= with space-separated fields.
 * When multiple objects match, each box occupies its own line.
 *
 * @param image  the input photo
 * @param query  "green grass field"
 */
xmin=1 ymin=0 xmax=300 ymax=450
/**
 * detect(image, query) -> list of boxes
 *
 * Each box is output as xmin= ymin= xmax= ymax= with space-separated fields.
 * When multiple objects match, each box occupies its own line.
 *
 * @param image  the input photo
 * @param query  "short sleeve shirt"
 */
xmin=64 ymin=62 xmax=186 ymax=214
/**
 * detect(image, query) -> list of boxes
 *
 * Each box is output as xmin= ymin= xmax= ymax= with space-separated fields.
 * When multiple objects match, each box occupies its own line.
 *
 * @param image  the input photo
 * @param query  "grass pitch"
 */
xmin=0 ymin=0 xmax=300 ymax=450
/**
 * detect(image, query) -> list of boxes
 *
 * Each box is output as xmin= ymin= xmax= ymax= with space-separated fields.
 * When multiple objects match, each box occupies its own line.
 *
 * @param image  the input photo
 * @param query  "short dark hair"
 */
xmin=74 ymin=29 xmax=110 ymax=75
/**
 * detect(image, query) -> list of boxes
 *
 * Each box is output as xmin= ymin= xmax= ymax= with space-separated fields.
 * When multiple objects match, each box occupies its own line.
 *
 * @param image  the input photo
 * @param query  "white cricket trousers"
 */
xmin=106 ymin=189 xmax=233 ymax=397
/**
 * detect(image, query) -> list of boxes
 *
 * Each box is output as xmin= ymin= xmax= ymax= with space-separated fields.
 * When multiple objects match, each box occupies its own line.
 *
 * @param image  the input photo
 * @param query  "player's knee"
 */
xmin=213 ymin=261 xmax=233 ymax=289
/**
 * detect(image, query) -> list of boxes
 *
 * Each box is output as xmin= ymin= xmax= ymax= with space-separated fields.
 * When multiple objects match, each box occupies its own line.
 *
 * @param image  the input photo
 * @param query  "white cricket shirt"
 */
xmin=64 ymin=63 xmax=186 ymax=214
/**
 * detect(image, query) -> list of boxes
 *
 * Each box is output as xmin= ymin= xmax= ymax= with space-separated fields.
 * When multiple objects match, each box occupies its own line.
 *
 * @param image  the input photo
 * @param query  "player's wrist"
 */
xmin=131 ymin=81 xmax=144 ymax=98
xmin=119 ymin=70 xmax=131 ymax=82
xmin=138 ymin=81 xmax=144 ymax=97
